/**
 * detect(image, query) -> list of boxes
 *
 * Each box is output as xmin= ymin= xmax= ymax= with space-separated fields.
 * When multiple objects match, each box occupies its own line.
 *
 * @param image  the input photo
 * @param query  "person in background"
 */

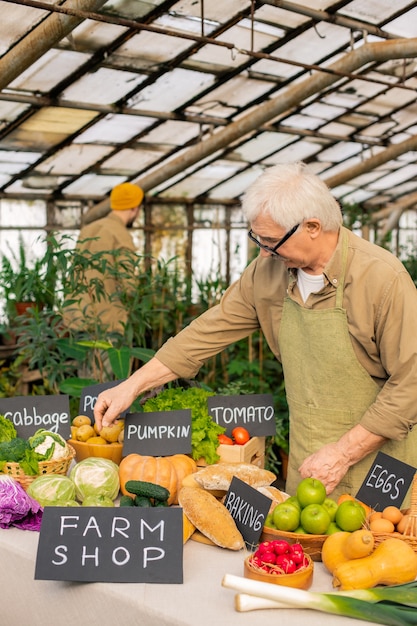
xmin=64 ymin=182 xmax=144 ymax=335
xmin=93 ymin=162 xmax=417 ymax=501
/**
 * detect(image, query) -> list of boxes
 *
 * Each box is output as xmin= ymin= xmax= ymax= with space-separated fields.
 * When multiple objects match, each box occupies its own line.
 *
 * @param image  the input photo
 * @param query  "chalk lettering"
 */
xmin=111 ymin=516 xmax=130 ymax=538
xmin=365 ymin=465 xmax=404 ymax=500
xmin=224 ymin=491 xmax=265 ymax=532
xmin=81 ymin=546 xmax=99 ymax=566
xmin=112 ymin=546 xmax=130 ymax=566
xmin=5 ymin=407 xmax=69 ymax=433
xmin=143 ymin=547 xmax=165 ymax=567
xmin=52 ymin=545 xmax=68 ymax=565
xmin=83 ymin=516 xmax=102 ymax=537
xmin=209 ymin=405 xmax=274 ymax=426
xmin=82 ymin=395 xmax=97 ymax=411
xmin=140 ymin=519 xmax=165 ymax=541
xmin=59 ymin=516 xmax=80 ymax=534
xmin=126 ymin=424 xmax=190 ymax=440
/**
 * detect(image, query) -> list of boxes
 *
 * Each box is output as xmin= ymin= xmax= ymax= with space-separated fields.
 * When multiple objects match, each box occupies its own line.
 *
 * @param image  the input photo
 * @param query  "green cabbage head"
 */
xmin=70 ymin=457 xmax=120 ymax=502
xmin=27 ymin=474 xmax=76 ymax=506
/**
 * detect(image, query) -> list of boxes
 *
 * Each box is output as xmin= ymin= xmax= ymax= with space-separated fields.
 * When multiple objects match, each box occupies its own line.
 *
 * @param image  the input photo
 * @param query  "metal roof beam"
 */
xmin=0 ymin=0 xmax=108 ymax=90
xmin=84 ymin=37 xmax=417 ymax=223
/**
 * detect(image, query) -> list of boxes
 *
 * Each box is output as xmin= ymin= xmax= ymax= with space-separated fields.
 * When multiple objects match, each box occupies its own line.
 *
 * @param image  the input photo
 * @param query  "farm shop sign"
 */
xmin=207 ymin=394 xmax=276 ymax=437
xmin=0 ymin=395 xmax=71 ymax=440
xmin=35 ymin=507 xmax=183 ymax=583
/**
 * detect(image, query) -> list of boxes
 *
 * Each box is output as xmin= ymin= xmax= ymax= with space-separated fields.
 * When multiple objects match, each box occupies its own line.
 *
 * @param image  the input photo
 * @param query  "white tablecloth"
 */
xmin=0 ymin=527 xmax=382 ymax=626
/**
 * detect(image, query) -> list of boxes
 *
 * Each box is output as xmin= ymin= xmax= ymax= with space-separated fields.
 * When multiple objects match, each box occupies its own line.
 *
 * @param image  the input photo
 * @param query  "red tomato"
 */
xmin=218 ymin=434 xmax=233 ymax=445
xmin=231 ymin=426 xmax=250 ymax=445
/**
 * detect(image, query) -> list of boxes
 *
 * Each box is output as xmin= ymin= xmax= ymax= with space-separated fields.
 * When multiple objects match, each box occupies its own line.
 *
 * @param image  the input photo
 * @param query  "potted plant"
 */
xmin=0 ymin=236 xmax=57 ymax=328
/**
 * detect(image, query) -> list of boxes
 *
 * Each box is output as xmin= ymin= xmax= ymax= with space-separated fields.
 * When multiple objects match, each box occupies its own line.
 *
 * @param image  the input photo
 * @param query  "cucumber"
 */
xmin=125 ymin=479 xmax=170 ymax=502
xmin=135 ymin=495 xmax=153 ymax=508
xmin=154 ymin=499 xmax=168 ymax=507
xmin=119 ymin=495 xmax=135 ymax=507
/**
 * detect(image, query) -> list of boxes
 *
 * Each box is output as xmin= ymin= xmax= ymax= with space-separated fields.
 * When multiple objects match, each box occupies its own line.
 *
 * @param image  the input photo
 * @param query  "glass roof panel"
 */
xmin=0 ymin=0 xmax=416 ymax=217
xmin=339 ymin=0 xmax=413 ymax=25
xmin=75 ymin=114 xmax=155 ymax=144
xmin=101 ymin=146 xmax=167 ymax=173
xmin=69 ymin=19 xmax=128 ymax=50
xmin=35 ymin=144 xmax=114 ymax=174
xmin=129 ymin=68 xmax=216 ymax=112
xmin=8 ymin=50 xmax=91 ymax=93
xmin=111 ymin=31 xmax=193 ymax=71
xmin=61 ymin=68 xmax=148 ymax=105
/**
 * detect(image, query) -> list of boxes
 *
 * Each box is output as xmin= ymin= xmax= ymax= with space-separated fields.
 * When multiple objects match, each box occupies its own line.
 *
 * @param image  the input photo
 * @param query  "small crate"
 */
xmin=197 ymin=436 xmax=265 ymax=468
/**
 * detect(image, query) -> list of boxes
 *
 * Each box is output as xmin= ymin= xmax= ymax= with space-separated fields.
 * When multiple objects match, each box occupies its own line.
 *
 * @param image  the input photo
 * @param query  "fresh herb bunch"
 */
xmin=142 ymin=387 xmax=225 ymax=464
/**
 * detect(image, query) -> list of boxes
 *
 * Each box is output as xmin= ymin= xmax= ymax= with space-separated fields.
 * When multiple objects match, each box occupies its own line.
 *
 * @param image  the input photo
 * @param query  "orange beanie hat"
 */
xmin=110 ymin=182 xmax=144 ymax=210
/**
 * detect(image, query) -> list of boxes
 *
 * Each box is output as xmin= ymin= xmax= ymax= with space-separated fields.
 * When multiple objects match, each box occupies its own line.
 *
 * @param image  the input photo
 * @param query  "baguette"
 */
xmin=178 ymin=486 xmax=245 ymax=550
xmin=193 ymin=462 xmax=276 ymax=491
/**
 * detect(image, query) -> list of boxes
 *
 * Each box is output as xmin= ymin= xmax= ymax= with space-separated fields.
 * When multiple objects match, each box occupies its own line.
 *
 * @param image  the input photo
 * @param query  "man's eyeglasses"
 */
xmin=248 ymin=223 xmax=300 ymax=256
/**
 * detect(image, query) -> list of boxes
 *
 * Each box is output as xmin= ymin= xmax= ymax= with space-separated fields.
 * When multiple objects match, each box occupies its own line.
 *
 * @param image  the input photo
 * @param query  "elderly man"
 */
xmin=93 ymin=163 xmax=417 ymax=500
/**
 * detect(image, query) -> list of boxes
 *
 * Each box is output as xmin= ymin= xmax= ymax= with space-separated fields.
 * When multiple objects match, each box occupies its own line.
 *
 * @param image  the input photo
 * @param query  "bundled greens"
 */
xmin=0 ymin=414 xmax=17 ymax=443
xmin=143 ymin=387 xmax=225 ymax=464
xmin=222 ymin=574 xmax=417 ymax=626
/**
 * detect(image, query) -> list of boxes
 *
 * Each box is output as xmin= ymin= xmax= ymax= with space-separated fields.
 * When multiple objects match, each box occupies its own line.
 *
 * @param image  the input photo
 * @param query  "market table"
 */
xmin=1 ymin=527 xmax=378 ymax=626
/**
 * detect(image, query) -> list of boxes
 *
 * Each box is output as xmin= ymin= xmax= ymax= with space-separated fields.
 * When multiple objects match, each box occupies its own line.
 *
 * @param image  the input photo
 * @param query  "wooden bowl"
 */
xmin=244 ymin=554 xmax=314 ymax=589
xmin=67 ymin=439 xmax=123 ymax=465
xmin=261 ymin=525 xmax=327 ymax=562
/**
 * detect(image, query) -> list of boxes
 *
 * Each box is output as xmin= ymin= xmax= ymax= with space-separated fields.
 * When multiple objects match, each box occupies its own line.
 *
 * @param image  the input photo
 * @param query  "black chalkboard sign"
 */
xmin=355 ymin=452 xmax=416 ymax=511
xmin=207 ymin=394 xmax=276 ymax=437
xmin=223 ymin=476 xmax=271 ymax=549
xmin=35 ymin=506 xmax=183 ymax=583
xmin=123 ymin=410 xmax=192 ymax=456
xmin=0 ymin=395 xmax=71 ymax=440
xmin=79 ymin=380 xmax=128 ymax=422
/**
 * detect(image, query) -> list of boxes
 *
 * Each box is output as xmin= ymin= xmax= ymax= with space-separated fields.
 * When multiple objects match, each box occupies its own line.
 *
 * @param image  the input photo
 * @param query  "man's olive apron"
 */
xmin=278 ymin=230 xmax=416 ymax=503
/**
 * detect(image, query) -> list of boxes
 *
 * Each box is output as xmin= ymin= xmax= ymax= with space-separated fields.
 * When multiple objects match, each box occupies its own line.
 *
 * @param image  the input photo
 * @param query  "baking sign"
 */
xmin=207 ymin=394 xmax=276 ymax=437
xmin=224 ymin=476 xmax=271 ymax=549
xmin=123 ymin=410 xmax=192 ymax=456
xmin=0 ymin=395 xmax=71 ymax=439
xmin=35 ymin=506 xmax=184 ymax=583
xmin=355 ymin=451 xmax=416 ymax=511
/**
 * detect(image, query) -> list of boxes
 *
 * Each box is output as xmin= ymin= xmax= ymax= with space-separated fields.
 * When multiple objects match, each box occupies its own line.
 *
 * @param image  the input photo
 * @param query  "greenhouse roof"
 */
xmin=1 ymin=0 xmax=417 ymax=224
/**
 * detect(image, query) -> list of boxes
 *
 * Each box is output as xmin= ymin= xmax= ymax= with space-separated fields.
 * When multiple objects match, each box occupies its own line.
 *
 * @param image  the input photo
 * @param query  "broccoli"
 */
xmin=0 ymin=437 xmax=30 ymax=462
xmin=0 ymin=414 xmax=17 ymax=443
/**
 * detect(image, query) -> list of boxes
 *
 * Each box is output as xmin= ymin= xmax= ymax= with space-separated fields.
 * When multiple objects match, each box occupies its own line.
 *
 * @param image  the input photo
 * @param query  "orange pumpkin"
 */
xmin=119 ymin=453 xmax=197 ymax=505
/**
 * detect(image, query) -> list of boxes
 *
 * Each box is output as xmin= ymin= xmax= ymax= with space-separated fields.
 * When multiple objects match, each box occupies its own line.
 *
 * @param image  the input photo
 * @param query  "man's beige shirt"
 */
xmin=156 ymin=227 xmax=417 ymax=441
xmin=65 ymin=212 xmax=137 ymax=333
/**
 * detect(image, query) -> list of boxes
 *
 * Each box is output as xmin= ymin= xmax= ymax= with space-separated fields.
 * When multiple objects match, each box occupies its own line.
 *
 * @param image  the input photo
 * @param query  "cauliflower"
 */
xmin=28 ymin=429 xmax=69 ymax=461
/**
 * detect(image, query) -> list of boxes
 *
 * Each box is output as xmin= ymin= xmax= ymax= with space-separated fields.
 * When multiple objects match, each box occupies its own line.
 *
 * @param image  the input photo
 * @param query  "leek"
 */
xmin=222 ymin=574 xmax=417 ymax=626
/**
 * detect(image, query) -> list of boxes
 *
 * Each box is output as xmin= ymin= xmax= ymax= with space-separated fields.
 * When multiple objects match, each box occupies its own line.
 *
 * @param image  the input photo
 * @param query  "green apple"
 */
xmin=322 ymin=497 xmax=338 ymax=522
xmin=264 ymin=512 xmax=276 ymax=528
xmin=325 ymin=521 xmax=343 ymax=534
xmin=285 ymin=495 xmax=302 ymax=511
xmin=296 ymin=477 xmax=327 ymax=508
xmin=272 ymin=502 xmax=300 ymax=532
xmin=300 ymin=503 xmax=331 ymax=534
xmin=335 ymin=500 xmax=366 ymax=532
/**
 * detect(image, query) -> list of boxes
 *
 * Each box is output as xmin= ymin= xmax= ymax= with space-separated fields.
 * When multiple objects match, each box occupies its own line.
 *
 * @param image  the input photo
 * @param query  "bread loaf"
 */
xmin=193 ymin=462 xmax=276 ymax=491
xmin=257 ymin=485 xmax=288 ymax=513
xmin=178 ymin=486 xmax=244 ymax=550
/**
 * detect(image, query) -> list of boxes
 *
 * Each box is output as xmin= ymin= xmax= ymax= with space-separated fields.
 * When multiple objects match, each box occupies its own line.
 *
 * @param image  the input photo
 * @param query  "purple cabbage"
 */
xmin=0 ymin=475 xmax=43 ymax=531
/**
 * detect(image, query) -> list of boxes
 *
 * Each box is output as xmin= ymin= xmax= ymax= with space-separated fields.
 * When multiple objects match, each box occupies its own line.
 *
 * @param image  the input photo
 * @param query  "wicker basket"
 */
xmin=371 ymin=472 xmax=417 ymax=552
xmin=260 ymin=525 xmax=327 ymax=561
xmin=0 ymin=444 xmax=75 ymax=491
